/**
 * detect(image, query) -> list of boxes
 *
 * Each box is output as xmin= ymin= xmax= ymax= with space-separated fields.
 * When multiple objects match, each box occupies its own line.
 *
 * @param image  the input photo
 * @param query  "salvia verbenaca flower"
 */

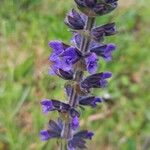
xmin=68 ymin=130 xmax=94 ymax=149
xmin=79 ymin=96 xmax=102 ymax=107
xmin=41 ymin=99 xmax=80 ymax=117
xmin=91 ymin=22 xmax=116 ymax=42
xmin=74 ymin=0 xmax=118 ymax=16
xmin=40 ymin=0 xmax=118 ymax=149
xmin=40 ymin=119 xmax=63 ymax=141
xmin=65 ymin=9 xmax=85 ymax=30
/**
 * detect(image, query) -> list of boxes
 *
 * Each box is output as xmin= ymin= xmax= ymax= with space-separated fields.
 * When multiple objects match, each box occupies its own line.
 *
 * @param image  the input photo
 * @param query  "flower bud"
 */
xmin=74 ymin=0 xmax=118 ymax=16
xmin=91 ymin=23 xmax=116 ymax=42
xmin=90 ymin=43 xmax=116 ymax=61
xmin=85 ymin=0 xmax=97 ymax=8
xmin=56 ymin=69 xmax=73 ymax=80
xmin=40 ymin=119 xmax=63 ymax=141
xmin=81 ymin=72 xmax=112 ymax=90
xmin=79 ymin=96 xmax=102 ymax=107
xmin=65 ymin=9 xmax=85 ymax=30
xmin=68 ymin=130 xmax=94 ymax=149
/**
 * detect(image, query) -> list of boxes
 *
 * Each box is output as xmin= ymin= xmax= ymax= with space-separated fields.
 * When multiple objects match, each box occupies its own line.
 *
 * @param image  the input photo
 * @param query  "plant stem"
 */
xmin=69 ymin=17 xmax=95 ymax=107
xmin=81 ymin=17 xmax=95 ymax=53
xmin=62 ymin=16 xmax=95 ymax=143
xmin=59 ymin=139 xmax=67 ymax=150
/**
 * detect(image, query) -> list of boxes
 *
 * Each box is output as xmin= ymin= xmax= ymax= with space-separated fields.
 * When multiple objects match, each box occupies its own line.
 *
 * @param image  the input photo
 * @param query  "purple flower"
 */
xmin=49 ymin=41 xmax=69 ymax=61
xmin=85 ymin=0 xmax=97 ymax=8
xmin=41 ymin=99 xmax=80 ymax=117
xmin=41 ymin=99 xmax=70 ymax=114
xmin=55 ymin=69 xmax=74 ymax=80
xmin=81 ymin=72 xmax=112 ymax=90
xmin=40 ymin=119 xmax=63 ymax=141
xmin=49 ymin=41 xmax=64 ymax=56
xmin=103 ymin=23 xmax=117 ymax=36
xmin=93 ymin=2 xmax=118 ymax=16
xmin=40 ymin=130 xmax=51 ymax=141
xmin=61 ymin=47 xmax=82 ymax=65
xmin=85 ymin=53 xmax=98 ymax=74
xmin=79 ymin=96 xmax=102 ymax=107
xmin=41 ymin=0 xmax=118 ymax=147
xmin=41 ymin=99 xmax=54 ymax=114
xmin=49 ymin=61 xmax=72 ymax=76
xmin=74 ymin=130 xmax=94 ymax=139
xmin=71 ymin=116 xmax=79 ymax=130
xmin=91 ymin=27 xmax=105 ymax=42
xmin=70 ymin=108 xmax=80 ymax=118
xmin=90 ymin=43 xmax=116 ymax=61
xmin=92 ymin=23 xmax=116 ymax=42
xmin=74 ymin=0 xmax=118 ymax=16
xmin=49 ymin=41 xmax=72 ymax=74
xmin=65 ymin=9 xmax=85 ymax=30
xmin=68 ymin=130 xmax=94 ymax=149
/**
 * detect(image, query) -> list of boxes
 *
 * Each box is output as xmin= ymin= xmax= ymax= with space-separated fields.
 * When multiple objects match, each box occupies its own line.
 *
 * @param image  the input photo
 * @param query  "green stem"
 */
xmin=59 ymin=139 xmax=67 ymax=150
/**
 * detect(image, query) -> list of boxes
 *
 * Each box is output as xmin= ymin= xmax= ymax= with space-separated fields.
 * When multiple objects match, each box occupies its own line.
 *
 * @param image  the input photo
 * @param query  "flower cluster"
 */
xmin=40 ymin=0 xmax=118 ymax=149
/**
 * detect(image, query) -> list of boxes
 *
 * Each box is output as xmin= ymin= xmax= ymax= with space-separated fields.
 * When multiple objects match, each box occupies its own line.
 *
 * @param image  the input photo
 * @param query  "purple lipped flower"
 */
xmin=81 ymin=72 xmax=112 ymax=90
xmin=49 ymin=61 xmax=72 ymax=76
xmin=41 ymin=99 xmax=80 ymax=118
xmin=50 ymin=99 xmax=70 ymax=113
xmin=79 ymin=96 xmax=102 ymax=107
xmin=49 ymin=41 xmax=70 ymax=60
xmin=90 ymin=43 xmax=116 ymax=61
xmin=74 ymin=130 xmax=94 ymax=139
xmin=41 ymin=99 xmax=54 ymax=114
xmin=103 ymin=22 xmax=117 ymax=36
xmin=40 ymin=130 xmax=51 ymax=141
xmin=71 ymin=116 xmax=79 ymax=130
xmin=49 ymin=41 xmax=72 ymax=73
xmin=51 ymin=100 xmax=80 ymax=117
xmin=92 ymin=23 xmax=116 ymax=42
xmin=49 ymin=41 xmax=64 ymax=56
xmin=40 ymin=119 xmax=63 ymax=141
xmin=68 ymin=130 xmax=94 ymax=149
xmin=85 ymin=52 xmax=98 ymax=74
xmin=61 ymin=46 xmax=82 ymax=65
xmin=48 ymin=119 xmax=63 ymax=133
xmin=65 ymin=9 xmax=85 ymax=30
xmin=41 ymin=99 xmax=70 ymax=114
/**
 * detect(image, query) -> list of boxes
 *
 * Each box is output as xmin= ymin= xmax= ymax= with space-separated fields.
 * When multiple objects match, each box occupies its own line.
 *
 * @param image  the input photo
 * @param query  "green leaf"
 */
xmin=14 ymin=56 xmax=33 ymax=81
xmin=12 ymin=87 xmax=30 ymax=117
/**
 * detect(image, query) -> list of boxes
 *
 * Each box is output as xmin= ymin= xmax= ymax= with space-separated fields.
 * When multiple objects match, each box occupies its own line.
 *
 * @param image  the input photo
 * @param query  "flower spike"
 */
xmin=40 ymin=0 xmax=118 ymax=149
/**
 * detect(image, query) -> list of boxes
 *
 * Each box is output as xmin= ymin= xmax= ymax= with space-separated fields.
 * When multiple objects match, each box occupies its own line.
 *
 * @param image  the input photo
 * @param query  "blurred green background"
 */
xmin=0 ymin=0 xmax=149 ymax=150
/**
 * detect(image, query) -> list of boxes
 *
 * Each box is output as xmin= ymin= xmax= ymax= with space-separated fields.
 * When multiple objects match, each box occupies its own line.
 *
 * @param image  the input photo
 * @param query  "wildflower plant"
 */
xmin=40 ymin=0 xmax=118 ymax=149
